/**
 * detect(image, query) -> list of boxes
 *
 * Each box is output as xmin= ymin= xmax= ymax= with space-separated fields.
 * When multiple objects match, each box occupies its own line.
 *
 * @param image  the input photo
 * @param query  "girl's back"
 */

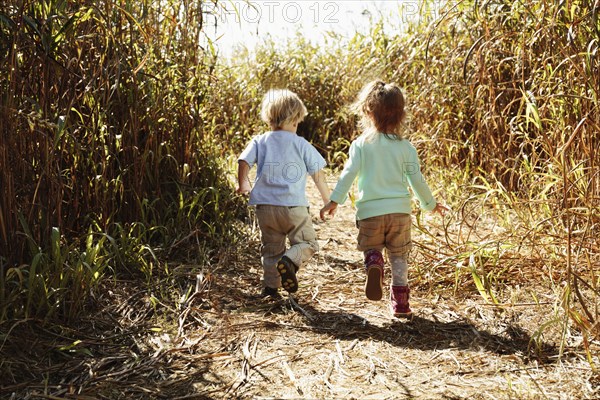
xmin=355 ymin=133 xmax=416 ymax=196
xmin=343 ymin=132 xmax=433 ymax=220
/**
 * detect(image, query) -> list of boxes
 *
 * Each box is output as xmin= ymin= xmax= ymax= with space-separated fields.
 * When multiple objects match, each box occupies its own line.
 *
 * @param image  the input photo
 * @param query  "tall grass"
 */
xmin=0 ymin=0 xmax=241 ymax=321
xmin=208 ymin=0 xmax=599 ymax=346
xmin=1 ymin=0 xmax=598 ymax=354
xmin=402 ymin=0 xmax=599 ymax=348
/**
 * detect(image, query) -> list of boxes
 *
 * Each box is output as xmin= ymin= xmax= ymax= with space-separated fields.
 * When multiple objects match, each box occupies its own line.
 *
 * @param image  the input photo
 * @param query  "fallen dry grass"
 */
xmin=1 ymin=177 xmax=599 ymax=399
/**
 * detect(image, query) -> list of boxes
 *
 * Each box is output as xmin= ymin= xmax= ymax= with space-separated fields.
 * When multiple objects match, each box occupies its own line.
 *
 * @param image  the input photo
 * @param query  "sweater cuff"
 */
xmin=329 ymin=190 xmax=347 ymax=205
xmin=421 ymin=199 xmax=437 ymax=212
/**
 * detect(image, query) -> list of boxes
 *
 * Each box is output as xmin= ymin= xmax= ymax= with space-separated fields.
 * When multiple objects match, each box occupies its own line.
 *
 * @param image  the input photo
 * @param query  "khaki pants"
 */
xmin=255 ymin=205 xmax=319 ymax=289
xmin=356 ymin=213 xmax=412 ymax=256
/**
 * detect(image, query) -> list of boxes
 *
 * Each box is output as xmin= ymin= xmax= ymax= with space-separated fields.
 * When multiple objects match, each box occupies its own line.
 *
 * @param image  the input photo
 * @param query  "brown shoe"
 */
xmin=261 ymin=286 xmax=281 ymax=300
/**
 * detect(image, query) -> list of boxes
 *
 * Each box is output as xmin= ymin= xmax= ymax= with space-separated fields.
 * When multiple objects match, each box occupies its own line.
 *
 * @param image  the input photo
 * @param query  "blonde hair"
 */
xmin=260 ymin=89 xmax=307 ymax=129
xmin=352 ymin=80 xmax=406 ymax=140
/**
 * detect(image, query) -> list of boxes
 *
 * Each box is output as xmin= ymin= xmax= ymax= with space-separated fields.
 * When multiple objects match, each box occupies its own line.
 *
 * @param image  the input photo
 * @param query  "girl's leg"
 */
xmin=389 ymin=254 xmax=409 ymax=286
xmin=364 ymin=249 xmax=385 ymax=300
xmin=385 ymin=213 xmax=413 ymax=318
xmin=357 ymin=215 xmax=386 ymax=301
xmin=389 ymin=254 xmax=412 ymax=317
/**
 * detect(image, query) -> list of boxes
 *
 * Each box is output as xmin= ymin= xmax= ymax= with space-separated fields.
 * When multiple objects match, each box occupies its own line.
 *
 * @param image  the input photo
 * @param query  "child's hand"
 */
xmin=237 ymin=182 xmax=252 ymax=195
xmin=320 ymin=201 xmax=338 ymax=220
xmin=433 ymin=203 xmax=449 ymax=216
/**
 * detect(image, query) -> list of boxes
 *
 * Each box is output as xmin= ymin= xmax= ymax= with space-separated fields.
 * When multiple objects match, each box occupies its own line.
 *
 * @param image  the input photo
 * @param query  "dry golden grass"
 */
xmin=1 ymin=1 xmax=599 ymax=398
xmin=2 ymin=173 xmax=598 ymax=399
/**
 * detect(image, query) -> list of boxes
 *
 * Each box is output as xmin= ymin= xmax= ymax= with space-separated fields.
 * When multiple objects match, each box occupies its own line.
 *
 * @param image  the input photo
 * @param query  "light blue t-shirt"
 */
xmin=330 ymin=133 xmax=437 ymax=220
xmin=239 ymin=130 xmax=326 ymax=206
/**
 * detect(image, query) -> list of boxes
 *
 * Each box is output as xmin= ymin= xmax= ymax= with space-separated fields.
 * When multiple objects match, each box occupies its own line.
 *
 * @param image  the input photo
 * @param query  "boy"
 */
xmin=237 ymin=89 xmax=330 ymax=298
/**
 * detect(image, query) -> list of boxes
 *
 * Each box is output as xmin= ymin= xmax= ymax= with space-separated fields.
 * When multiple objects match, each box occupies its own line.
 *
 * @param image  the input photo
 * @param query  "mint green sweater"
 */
xmin=329 ymin=133 xmax=437 ymax=220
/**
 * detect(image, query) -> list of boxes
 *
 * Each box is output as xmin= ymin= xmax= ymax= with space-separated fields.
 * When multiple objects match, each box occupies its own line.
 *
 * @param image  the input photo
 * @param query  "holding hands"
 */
xmin=320 ymin=201 xmax=338 ymax=220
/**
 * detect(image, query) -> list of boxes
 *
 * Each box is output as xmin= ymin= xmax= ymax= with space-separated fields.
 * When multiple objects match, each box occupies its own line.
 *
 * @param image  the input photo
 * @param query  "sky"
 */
xmin=201 ymin=1 xmax=439 ymax=57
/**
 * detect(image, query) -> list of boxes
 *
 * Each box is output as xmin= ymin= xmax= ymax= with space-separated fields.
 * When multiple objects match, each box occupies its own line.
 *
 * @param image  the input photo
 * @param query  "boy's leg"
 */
xmin=256 ymin=206 xmax=286 ymax=290
xmin=279 ymin=207 xmax=318 ymax=293
xmin=285 ymin=207 xmax=319 ymax=269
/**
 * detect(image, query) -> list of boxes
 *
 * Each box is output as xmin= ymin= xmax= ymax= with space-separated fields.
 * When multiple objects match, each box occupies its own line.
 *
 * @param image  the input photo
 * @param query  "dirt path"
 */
xmin=174 ymin=179 xmax=598 ymax=399
xmin=4 ymin=176 xmax=597 ymax=400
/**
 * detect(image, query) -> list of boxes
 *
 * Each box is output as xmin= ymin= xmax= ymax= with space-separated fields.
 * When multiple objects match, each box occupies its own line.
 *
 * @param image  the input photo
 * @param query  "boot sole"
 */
xmin=393 ymin=311 xmax=413 ymax=320
xmin=277 ymin=259 xmax=298 ymax=293
xmin=365 ymin=266 xmax=383 ymax=301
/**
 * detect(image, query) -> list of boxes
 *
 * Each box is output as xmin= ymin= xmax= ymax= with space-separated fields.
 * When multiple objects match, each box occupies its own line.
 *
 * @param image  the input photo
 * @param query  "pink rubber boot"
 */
xmin=390 ymin=285 xmax=412 ymax=319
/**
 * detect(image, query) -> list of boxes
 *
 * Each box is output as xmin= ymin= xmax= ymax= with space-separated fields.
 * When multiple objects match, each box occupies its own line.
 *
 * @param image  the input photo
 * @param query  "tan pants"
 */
xmin=356 ymin=213 xmax=412 ymax=256
xmin=255 ymin=205 xmax=319 ymax=289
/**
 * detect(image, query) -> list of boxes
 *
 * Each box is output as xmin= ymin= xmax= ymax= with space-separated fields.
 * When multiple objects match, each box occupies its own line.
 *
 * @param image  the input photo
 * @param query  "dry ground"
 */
xmin=2 ymin=178 xmax=599 ymax=399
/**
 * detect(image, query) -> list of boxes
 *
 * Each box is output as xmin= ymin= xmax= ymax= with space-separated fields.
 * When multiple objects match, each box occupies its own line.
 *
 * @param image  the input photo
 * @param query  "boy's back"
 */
xmin=239 ymin=130 xmax=325 ymax=207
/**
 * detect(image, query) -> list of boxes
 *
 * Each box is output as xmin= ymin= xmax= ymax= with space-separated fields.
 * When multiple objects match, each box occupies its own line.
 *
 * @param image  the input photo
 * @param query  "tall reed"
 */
xmin=0 ymin=0 xmax=240 ymax=321
xmin=208 ymin=0 xmax=599 ymax=344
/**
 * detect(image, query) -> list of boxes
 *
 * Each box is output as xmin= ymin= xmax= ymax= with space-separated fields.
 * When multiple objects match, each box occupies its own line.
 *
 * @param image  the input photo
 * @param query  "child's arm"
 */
xmin=312 ymin=169 xmax=338 ymax=219
xmin=311 ymin=169 xmax=330 ymax=205
xmin=408 ymin=172 xmax=448 ymax=216
xmin=237 ymin=160 xmax=252 ymax=194
xmin=405 ymin=143 xmax=446 ymax=213
xmin=319 ymin=142 xmax=360 ymax=220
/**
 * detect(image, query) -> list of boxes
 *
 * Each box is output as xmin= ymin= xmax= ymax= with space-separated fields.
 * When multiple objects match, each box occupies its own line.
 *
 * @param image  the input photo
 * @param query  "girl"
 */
xmin=320 ymin=80 xmax=447 ymax=318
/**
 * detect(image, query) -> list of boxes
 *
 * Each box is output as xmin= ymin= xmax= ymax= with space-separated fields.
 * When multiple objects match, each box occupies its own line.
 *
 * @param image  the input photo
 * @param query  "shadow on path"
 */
xmin=289 ymin=299 xmax=556 ymax=363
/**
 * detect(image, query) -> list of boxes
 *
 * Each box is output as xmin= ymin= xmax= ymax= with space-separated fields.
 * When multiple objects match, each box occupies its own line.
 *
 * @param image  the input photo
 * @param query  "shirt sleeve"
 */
xmin=405 ymin=144 xmax=437 ymax=211
xmin=304 ymin=141 xmax=327 ymax=175
xmin=238 ymin=138 xmax=258 ymax=168
xmin=330 ymin=140 xmax=361 ymax=204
